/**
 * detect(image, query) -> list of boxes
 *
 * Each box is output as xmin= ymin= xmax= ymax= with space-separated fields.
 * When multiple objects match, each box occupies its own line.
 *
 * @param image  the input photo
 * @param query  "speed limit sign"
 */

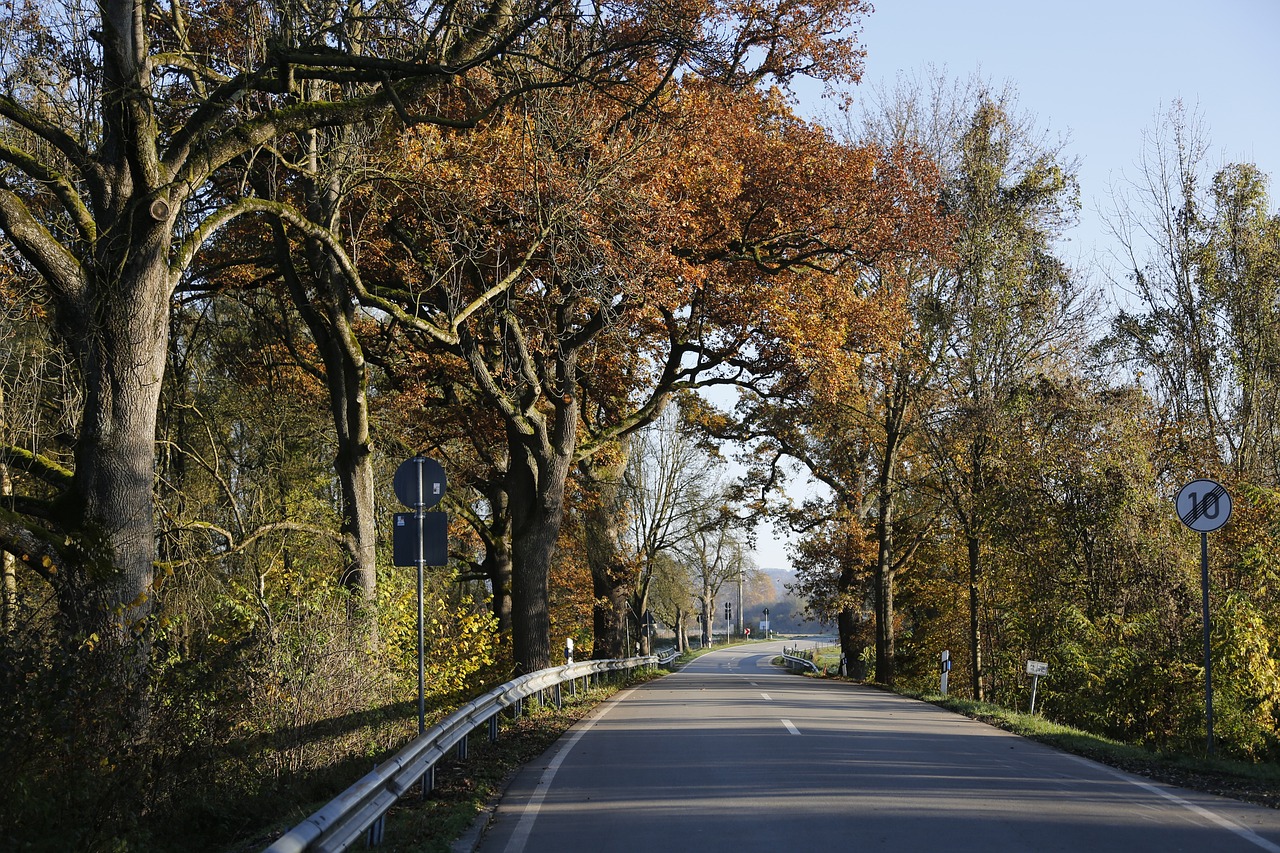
xmin=1176 ymin=478 xmax=1231 ymax=756
xmin=1176 ymin=479 xmax=1231 ymax=533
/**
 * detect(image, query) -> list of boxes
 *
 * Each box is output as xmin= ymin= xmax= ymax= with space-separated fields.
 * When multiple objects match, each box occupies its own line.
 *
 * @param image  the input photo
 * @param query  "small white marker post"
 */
xmin=940 ymin=650 xmax=951 ymax=696
xmin=1176 ymin=479 xmax=1232 ymax=756
xmin=1026 ymin=660 xmax=1048 ymax=714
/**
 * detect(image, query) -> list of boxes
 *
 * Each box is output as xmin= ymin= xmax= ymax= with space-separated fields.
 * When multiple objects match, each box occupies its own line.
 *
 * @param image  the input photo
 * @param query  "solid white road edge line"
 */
xmin=1067 ymin=755 xmax=1280 ymax=853
xmin=502 ymin=684 xmax=641 ymax=853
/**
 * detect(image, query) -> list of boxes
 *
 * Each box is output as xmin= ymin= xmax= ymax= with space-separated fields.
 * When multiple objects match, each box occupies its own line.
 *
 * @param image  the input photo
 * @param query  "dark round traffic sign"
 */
xmin=394 ymin=456 xmax=446 ymax=509
xmin=1176 ymin=479 xmax=1231 ymax=533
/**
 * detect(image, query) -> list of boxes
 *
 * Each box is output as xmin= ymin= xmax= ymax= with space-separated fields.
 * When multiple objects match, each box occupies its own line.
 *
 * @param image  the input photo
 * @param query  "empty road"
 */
xmin=470 ymin=641 xmax=1280 ymax=853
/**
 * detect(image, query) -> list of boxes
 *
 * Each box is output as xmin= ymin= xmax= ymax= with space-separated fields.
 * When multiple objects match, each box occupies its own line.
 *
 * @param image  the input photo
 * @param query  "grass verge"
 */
xmin=898 ymin=689 xmax=1280 ymax=810
xmin=259 ymin=668 xmax=667 ymax=853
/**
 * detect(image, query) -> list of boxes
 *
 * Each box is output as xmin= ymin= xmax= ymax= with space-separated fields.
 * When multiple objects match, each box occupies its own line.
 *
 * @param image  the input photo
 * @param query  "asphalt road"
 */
xmin=469 ymin=641 xmax=1280 ymax=853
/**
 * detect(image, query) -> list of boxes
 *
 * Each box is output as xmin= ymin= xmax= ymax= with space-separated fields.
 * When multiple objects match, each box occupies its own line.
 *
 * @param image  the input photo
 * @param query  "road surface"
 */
xmin=470 ymin=641 xmax=1280 ymax=853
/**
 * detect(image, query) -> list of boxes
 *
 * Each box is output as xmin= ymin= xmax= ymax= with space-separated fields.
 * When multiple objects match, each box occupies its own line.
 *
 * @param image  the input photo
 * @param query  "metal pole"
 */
xmin=1201 ymin=531 xmax=1215 ymax=756
xmin=1029 ymin=674 xmax=1040 ymax=715
xmin=417 ymin=559 xmax=425 ymax=735
xmin=417 ymin=455 xmax=427 ymax=794
xmin=416 ymin=457 xmax=426 ymax=738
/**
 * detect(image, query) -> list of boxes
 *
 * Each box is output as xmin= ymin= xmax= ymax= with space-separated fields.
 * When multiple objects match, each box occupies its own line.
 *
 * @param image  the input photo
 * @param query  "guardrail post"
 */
xmin=489 ymin=713 xmax=499 ymax=743
xmin=555 ymin=683 xmax=562 ymax=710
xmin=367 ymin=813 xmax=385 ymax=847
xmin=457 ymin=731 xmax=469 ymax=760
xmin=513 ymin=697 xmax=522 ymax=719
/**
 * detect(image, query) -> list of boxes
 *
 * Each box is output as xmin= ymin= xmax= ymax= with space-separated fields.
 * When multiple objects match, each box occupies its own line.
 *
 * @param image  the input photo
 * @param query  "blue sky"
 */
xmin=849 ymin=0 xmax=1279 ymax=279
xmin=753 ymin=0 xmax=1280 ymax=571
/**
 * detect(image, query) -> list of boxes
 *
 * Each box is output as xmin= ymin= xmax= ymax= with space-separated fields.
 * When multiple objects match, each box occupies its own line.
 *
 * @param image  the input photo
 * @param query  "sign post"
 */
xmin=1176 ymin=478 xmax=1231 ymax=756
xmin=393 ymin=456 xmax=447 ymax=744
xmin=1026 ymin=660 xmax=1048 ymax=714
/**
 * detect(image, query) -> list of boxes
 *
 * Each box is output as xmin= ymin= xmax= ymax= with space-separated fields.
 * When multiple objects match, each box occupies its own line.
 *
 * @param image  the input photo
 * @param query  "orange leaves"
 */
xmin=627 ymin=80 xmax=949 ymax=395
xmin=701 ymin=0 xmax=871 ymax=87
xmin=658 ymin=80 xmax=947 ymax=278
xmin=362 ymin=65 xmax=952 ymax=458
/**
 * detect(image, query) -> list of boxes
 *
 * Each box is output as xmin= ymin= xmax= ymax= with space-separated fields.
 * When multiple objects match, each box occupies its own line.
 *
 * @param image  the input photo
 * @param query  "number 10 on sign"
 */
xmin=1177 ymin=479 xmax=1232 ymax=756
xmin=1177 ymin=479 xmax=1231 ymax=533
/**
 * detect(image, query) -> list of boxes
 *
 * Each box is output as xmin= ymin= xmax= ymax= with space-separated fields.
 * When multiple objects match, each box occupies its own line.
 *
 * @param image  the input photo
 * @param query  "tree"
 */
xmin=618 ymin=408 xmax=739 ymax=653
xmin=678 ymin=503 xmax=753 ymax=647
xmin=687 ymin=80 xmax=953 ymax=685
xmin=648 ymin=551 xmax=698 ymax=651
xmin=349 ymin=66 xmax=932 ymax=671
xmin=0 ymin=0 xmax=575 ymax=662
xmin=1103 ymin=102 xmax=1226 ymax=472
xmin=1203 ymin=163 xmax=1280 ymax=480
xmin=923 ymin=89 xmax=1086 ymax=700
xmin=1106 ymin=103 xmax=1280 ymax=481
xmin=578 ymin=442 xmax=637 ymax=659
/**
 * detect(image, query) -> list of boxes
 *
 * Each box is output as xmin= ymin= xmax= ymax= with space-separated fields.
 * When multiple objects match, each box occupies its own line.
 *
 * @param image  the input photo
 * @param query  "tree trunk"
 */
xmin=870 ymin=458 xmax=901 ymax=686
xmin=507 ymin=427 xmax=575 ymax=673
xmin=483 ymin=488 xmax=515 ymax=636
xmin=579 ymin=450 xmax=632 ymax=659
xmin=700 ymin=583 xmax=713 ymax=647
xmin=874 ymin=491 xmax=895 ymax=686
xmin=873 ymin=378 xmax=908 ymax=687
xmin=56 ymin=246 xmax=170 ymax=651
xmin=968 ymin=532 xmax=983 ymax=701
xmin=835 ymin=534 xmax=865 ymax=679
xmin=1 ymin=453 xmax=13 ymax=635
xmin=510 ymin=524 xmax=553 ymax=672
xmin=837 ymin=607 xmax=861 ymax=679
xmin=634 ymin=587 xmax=652 ymax=655
xmin=320 ymin=289 xmax=376 ymax=609
xmin=270 ymin=152 xmax=379 ymax=607
xmin=333 ymin=433 xmax=377 ymax=600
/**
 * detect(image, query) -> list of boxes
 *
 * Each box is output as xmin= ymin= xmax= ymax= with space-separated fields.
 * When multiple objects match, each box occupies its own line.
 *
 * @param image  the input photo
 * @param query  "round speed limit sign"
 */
xmin=1176 ymin=479 xmax=1231 ymax=533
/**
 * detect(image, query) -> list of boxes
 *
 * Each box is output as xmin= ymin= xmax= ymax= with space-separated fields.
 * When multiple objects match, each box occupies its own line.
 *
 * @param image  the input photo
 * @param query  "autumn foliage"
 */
xmin=2 ymin=2 xmax=1280 ymax=850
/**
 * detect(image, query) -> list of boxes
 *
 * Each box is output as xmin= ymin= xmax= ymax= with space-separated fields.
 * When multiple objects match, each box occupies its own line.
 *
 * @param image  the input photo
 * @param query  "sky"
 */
xmin=750 ymin=0 xmax=1280 ymax=571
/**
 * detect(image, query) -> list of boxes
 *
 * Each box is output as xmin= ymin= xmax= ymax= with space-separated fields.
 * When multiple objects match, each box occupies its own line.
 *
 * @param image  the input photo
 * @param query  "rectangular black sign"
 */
xmin=392 ymin=511 xmax=449 ymax=567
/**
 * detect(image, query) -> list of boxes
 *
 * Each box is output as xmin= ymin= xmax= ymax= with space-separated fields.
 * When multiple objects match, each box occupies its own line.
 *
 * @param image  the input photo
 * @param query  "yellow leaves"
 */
xmin=376 ymin=573 xmax=500 ymax=698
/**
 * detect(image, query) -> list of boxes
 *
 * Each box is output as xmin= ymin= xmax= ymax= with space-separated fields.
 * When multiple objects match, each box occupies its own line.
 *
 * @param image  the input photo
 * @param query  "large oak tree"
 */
xmin=0 ymin=0 xmax=867 ymax=676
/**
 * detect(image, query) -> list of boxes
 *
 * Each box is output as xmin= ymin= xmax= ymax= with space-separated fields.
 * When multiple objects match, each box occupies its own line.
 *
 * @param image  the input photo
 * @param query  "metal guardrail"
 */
xmin=265 ymin=655 xmax=659 ymax=853
xmin=655 ymin=647 xmax=680 ymax=665
xmin=781 ymin=649 xmax=821 ymax=673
